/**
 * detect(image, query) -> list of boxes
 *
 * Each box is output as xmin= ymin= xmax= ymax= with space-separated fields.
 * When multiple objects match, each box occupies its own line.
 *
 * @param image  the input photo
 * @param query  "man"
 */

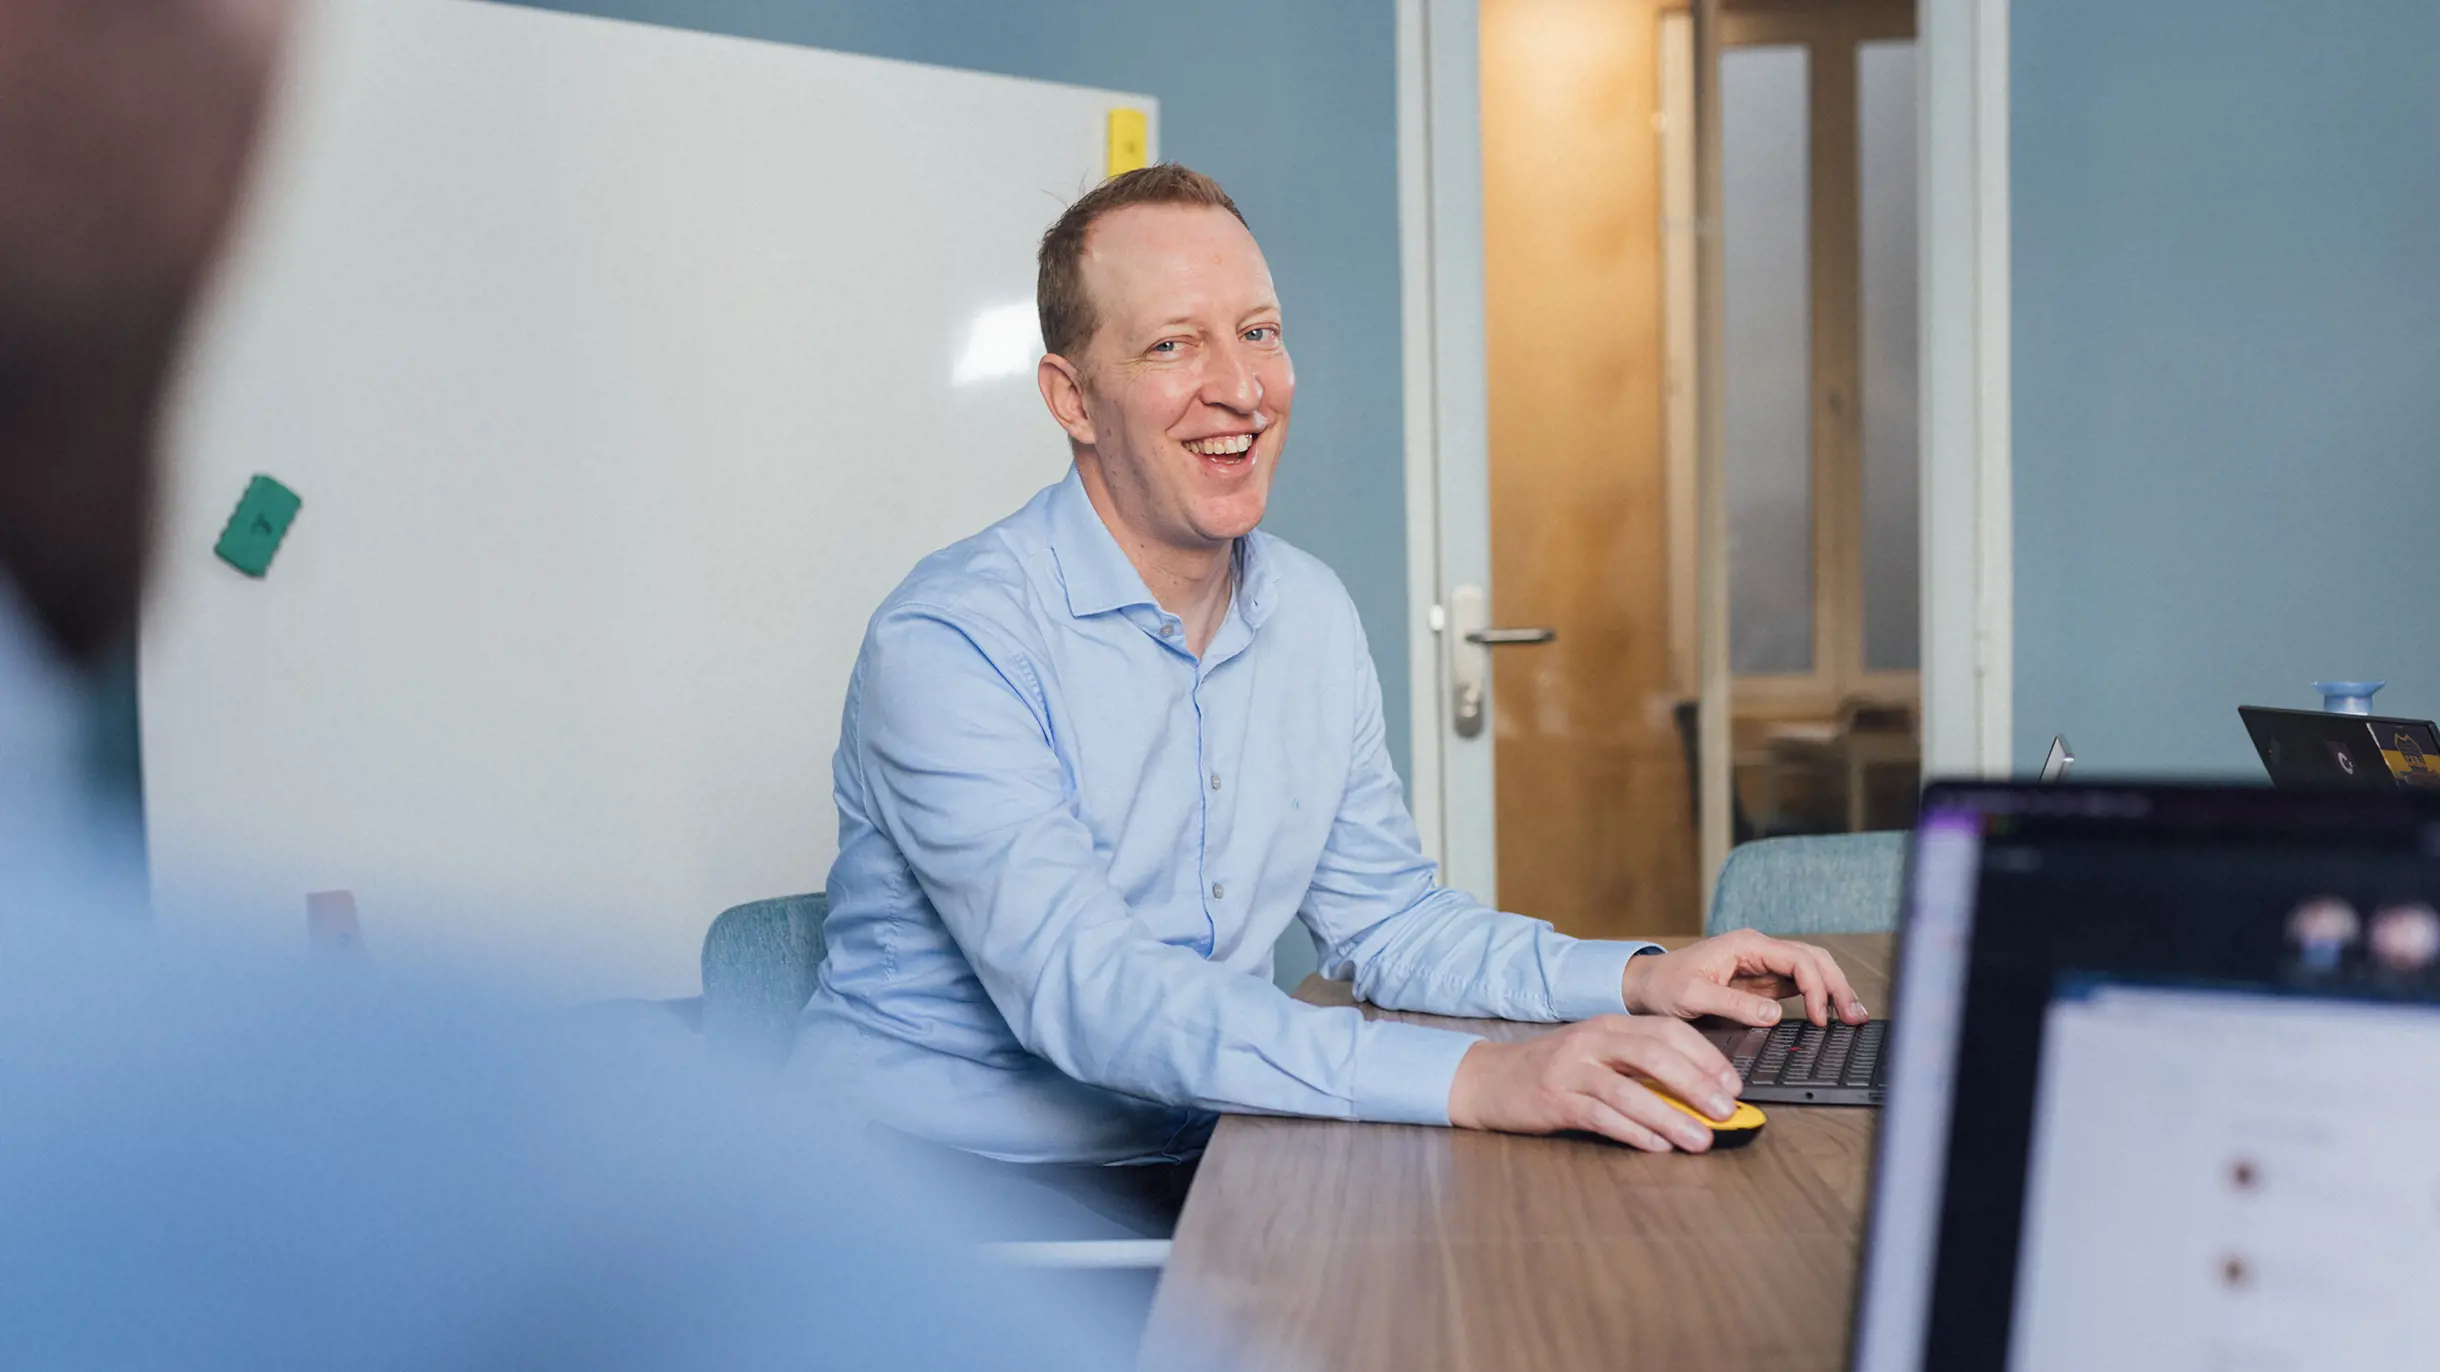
xmin=801 ymin=164 xmax=1868 ymax=1192
xmin=0 ymin=4 xmax=1128 ymax=1364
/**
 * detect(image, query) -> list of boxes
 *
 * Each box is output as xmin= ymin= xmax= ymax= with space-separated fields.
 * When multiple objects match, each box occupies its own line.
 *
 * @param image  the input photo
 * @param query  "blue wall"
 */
xmin=2012 ymin=0 xmax=2440 ymax=774
xmin=498 ymin=0 xmax=1414 ymax=787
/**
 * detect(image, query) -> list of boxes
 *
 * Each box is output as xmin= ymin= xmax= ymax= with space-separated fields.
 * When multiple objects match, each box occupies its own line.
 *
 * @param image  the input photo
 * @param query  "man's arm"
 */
xmin=1300 ymin=617 xmax=1868 ymax=1031
xmin=848 ymin=602 xmax=1477 ymax=1126
xmin=1295 ymin=619 xmax=1873 ymax=1152
xmin=1297 ymin=621 xmax=1648 ymax=1022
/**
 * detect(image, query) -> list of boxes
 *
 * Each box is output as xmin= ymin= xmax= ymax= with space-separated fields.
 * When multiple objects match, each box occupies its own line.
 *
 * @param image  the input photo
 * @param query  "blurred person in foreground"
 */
xmin=0 ymin=3 xmax=1129 ymax=1366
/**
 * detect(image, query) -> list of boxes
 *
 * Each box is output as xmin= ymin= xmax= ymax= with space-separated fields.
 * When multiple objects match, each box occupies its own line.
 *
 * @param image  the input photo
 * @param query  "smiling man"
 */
xmin=798 ymin=165 xmax=1864 ymax=1223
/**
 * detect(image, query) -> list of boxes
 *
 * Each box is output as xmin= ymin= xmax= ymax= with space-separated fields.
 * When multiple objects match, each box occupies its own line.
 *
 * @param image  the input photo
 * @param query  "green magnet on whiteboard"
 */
xmin=214 ymin=474 xmax=302 ymax=578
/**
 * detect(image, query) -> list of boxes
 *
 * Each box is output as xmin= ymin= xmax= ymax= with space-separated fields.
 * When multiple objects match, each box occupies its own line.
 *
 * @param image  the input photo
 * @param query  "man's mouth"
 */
xmin=1184 ymin=433 xmax=1256 ymax=460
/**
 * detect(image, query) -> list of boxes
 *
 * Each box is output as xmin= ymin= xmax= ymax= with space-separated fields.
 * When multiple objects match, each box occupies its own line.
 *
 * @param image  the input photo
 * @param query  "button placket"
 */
xmin=1191 ymin=666 xmax=1217 ymax=954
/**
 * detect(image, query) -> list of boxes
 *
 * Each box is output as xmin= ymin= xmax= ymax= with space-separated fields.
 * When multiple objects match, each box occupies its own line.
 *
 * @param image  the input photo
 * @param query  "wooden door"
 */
xmin=1477 ymin=0 xmax=1919 ymax=938
xmin=1480 ymin=0 xmax=1698 ymax=938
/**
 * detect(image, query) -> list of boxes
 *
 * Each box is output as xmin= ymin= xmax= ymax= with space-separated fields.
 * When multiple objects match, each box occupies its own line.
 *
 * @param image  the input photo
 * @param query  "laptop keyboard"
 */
xmin=1730 ymin=1019 xmax=1888 ymax=1090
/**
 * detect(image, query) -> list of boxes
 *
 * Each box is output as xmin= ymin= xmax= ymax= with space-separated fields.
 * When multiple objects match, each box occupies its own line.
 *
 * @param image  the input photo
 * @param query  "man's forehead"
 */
xmin=1080 ymin=204 xmax=1275 ymax=315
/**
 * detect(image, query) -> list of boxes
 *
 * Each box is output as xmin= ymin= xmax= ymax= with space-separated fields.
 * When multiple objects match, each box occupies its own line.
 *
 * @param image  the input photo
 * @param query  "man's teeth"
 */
xmin=1185 ymin=434 xmax=1255 ymax=457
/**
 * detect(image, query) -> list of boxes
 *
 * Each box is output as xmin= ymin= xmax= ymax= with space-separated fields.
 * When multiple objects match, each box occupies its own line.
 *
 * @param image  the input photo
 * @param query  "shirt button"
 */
xmin=1210 ymin=882 xmax=1226 ymax=900
xmin=1209 ymin=773 xmax=1223 ymax=791
xmin=1159 ymin=621 xmax=1178 ymax=637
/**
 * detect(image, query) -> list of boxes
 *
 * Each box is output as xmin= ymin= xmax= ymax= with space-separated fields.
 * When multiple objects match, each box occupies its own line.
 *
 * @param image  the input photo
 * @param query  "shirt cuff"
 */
xmin=1545 ymin=938 xmax=1661 ymax=1021
xmin=1350 ymin=1019 xmax=1483 ymax=1126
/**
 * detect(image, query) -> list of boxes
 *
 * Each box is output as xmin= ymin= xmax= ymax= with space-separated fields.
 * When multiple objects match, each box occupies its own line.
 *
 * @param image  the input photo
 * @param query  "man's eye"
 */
xmin=1245 ymin=327 xmax=1278 ymax=344
xmin=1150 ymin=340 xmax=1180 ymax=355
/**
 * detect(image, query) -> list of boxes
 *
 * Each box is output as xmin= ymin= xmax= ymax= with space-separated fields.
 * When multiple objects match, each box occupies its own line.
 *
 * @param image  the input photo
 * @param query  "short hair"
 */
xmin=1036 ymin=163 xmax=1247 ymax=362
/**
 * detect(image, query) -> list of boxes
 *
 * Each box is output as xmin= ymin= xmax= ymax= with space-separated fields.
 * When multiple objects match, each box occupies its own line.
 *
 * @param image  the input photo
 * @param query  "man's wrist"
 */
xmin=1447 ymin=1039 xmax=1503 ymax=1130
xmin=1548 ymin=940 xmax=1652 ymax=1020
xmin=1619 ymin=944 xmax=1665 ymax=1015
xmin=1356 ymin=1020 xmax=1483 ymax=1127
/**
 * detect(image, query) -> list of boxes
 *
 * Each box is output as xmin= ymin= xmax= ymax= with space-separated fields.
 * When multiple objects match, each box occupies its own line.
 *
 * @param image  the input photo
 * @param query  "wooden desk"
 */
xmin=1144 ymin=933 xmax=1894 ymax=1372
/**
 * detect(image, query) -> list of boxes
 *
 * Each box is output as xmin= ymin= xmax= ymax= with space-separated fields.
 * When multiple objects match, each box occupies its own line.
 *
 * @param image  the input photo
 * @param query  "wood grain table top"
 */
xmin=1143 ymin=933 xmax=1895 ymax=1372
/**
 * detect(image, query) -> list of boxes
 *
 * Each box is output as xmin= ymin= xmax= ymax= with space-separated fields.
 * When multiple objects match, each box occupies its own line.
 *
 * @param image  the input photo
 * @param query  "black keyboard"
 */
xmin=1710 ymin=1019 xmax=1889 ymax=1103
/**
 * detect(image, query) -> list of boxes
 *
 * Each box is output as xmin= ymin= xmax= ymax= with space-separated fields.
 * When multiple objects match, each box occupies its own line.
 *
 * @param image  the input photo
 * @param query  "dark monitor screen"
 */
xmin=1852 ymin=784 xmax=2440 ymax=1371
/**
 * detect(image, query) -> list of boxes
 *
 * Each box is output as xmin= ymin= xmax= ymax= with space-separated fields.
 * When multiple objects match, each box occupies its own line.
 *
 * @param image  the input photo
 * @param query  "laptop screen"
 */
xmin=1852 ymin=784 xmax=2440 ymax=1371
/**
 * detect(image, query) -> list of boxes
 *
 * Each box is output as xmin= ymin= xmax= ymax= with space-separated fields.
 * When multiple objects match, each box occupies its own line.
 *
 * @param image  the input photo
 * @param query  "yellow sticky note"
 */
xmin=1106 ymin=108 xmax=1149 ymax=178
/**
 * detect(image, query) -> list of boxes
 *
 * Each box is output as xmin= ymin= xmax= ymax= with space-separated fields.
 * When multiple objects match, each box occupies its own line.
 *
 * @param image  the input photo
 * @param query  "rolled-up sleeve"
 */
xmin=850 ymin=604 xmax=1483 ymax=1125
xmin=1298 ymin=616 xmax=1658 ymax=1049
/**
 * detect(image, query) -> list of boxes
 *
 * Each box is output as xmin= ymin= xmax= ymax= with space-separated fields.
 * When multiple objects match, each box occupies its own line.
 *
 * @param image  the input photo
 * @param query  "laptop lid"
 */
xmin=2037 ymin=735 xmax=2073 ymax=784
xmin=2239 ymin=705 xmax=2440 ymax=790
xmin=1850 ymin=782 xmax=2440 ymax=1371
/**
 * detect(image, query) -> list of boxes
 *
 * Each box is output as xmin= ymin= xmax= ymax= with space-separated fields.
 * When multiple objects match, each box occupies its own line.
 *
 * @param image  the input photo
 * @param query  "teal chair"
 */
xmin=1705 ymin=831 xmax=1909 ymax=938
xmin=700 ymin=892 xmax=827 ymax=1067
xmin=699 ymin=891 xmax=1173 ymax=1269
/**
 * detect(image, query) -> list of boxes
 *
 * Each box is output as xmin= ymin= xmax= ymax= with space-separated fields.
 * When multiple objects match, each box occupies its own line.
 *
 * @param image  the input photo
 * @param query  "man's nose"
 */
xmin=1202 ymin=340 xmax=1264 ymax=414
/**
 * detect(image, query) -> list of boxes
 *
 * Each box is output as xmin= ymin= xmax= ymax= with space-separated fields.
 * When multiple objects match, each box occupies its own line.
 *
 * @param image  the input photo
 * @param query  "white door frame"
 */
xmin=1395 ymin=0 xmax=1496 ymax=896
xmin=1395 ymin=0 xmax=2012 ymax=898
xmin=1916 ymin=0 xmax=2013 ymax=782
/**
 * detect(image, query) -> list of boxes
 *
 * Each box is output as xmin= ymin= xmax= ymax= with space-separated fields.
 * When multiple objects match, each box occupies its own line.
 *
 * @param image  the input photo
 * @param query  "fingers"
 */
xmin=1581 ymin=1017 xmax=1741 ymax=1116
xmin=1724 ymin=931 xmax=1835 ymax=1026
xmin=1579 ymin=1070 xmax=1712 ymax=1153
xmin=1467 ymin=1020 xmax=1754 ymax=1151
xmin=1638 ymin=1016 xmax=1743 ymax=1099
xmin=1813 ymin=947 xmax=1868 ymax=1023
xmin=1772 ymin=940 xmax=1867 ymax=1025
xmin=1570 ymin=1092 xmax=1682 ymax=1153
xmin=1678 ymin=977 xmax=1784 ymax=1029
xmin=1787 ymin=943 xmax=1835 ymax=1026
xmin=1725 ymin=970 xmax=1799 ymax=1000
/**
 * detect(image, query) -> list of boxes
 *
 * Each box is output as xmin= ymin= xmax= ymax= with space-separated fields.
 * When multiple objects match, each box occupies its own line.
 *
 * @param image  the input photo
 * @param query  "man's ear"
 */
xmin=1037 ymin=353 xmax=1097 ymax=448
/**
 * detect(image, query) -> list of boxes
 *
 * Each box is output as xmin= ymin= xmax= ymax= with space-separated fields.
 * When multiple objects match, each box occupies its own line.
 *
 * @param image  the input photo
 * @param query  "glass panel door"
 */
xmin=1721 ymin=44 xmax=1816 ymax=676
xmin=1858 ymin=38 xmax=1920 ymax=673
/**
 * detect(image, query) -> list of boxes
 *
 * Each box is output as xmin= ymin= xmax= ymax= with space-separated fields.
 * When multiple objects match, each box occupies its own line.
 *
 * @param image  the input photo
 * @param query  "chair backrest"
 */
xmin=1706 ymin=832 xmax=1909 ymax=938
xmin=700 ymin=892 xmax=828 ymax=1067
xmin=1670 ymin=699 xmax=1757 ymax=845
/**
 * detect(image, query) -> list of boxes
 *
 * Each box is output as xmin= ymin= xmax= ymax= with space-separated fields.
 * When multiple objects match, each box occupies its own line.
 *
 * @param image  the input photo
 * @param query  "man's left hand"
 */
xmin=1618 ymin=929 xmax=1868 ymax=1028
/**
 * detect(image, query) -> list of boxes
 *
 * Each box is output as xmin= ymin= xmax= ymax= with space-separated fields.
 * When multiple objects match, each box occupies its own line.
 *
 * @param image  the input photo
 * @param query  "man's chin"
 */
xmin=1192 ymin=500 xmax=1268 ymax=545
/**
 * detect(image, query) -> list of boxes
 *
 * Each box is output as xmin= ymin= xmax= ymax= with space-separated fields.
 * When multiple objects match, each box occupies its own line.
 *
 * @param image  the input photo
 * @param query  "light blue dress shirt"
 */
xmin=796 ymin=469 xmax=1654 ymax=1164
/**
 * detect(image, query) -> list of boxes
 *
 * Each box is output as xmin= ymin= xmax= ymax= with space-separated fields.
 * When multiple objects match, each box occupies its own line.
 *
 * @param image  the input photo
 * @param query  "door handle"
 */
xmin=1447 ymin=587 xmax=1557 ymax=739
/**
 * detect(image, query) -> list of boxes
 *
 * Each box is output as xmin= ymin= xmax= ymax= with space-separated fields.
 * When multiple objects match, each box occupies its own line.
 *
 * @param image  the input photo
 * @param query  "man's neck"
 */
xmin=1075 ymin=458 xmax=1234 ymax=656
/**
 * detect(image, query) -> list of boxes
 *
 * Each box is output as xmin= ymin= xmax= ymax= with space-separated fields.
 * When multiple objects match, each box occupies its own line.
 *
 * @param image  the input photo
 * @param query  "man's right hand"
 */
xmin=1446 ymin=1016 xmax=1744 ymax=1153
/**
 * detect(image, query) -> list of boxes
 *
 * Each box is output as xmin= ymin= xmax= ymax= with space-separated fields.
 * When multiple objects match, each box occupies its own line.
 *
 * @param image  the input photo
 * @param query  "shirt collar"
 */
xmin=1047 ymin=466 xmax=1158 ymax=619
xmin=1046 ymin=464 xmax=1279 ymax=631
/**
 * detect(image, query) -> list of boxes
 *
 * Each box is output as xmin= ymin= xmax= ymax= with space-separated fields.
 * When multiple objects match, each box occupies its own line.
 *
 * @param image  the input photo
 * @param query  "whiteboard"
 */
xmin=144 ymin=0 xmax=1152 ymax=998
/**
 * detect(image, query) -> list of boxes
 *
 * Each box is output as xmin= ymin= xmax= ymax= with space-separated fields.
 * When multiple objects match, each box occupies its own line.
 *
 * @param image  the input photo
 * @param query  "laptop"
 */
xmin=2240 ymin=704 xmax=2440 ymax=790
xmin=1705 ymin=1015 xmax=1888 ymax=1105
xmin=1698 ymin=740 xmax=2077 ymax=1107
xmin=1848 ymin=782 xmax=2440 ymax=1370
xmin=2037 ymin=735 xmax=2073 ymax=783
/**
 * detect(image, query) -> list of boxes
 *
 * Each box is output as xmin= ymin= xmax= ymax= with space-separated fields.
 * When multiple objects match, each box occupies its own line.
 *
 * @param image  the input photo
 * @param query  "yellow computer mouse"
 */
xmin=1645 ymin=1087 xmax=1768 ymax=1150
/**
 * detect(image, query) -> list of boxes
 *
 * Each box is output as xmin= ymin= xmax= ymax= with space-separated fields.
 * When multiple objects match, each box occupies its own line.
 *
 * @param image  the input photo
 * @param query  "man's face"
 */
xmin=1043 ymin=204 xmax=1294 ymax=555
